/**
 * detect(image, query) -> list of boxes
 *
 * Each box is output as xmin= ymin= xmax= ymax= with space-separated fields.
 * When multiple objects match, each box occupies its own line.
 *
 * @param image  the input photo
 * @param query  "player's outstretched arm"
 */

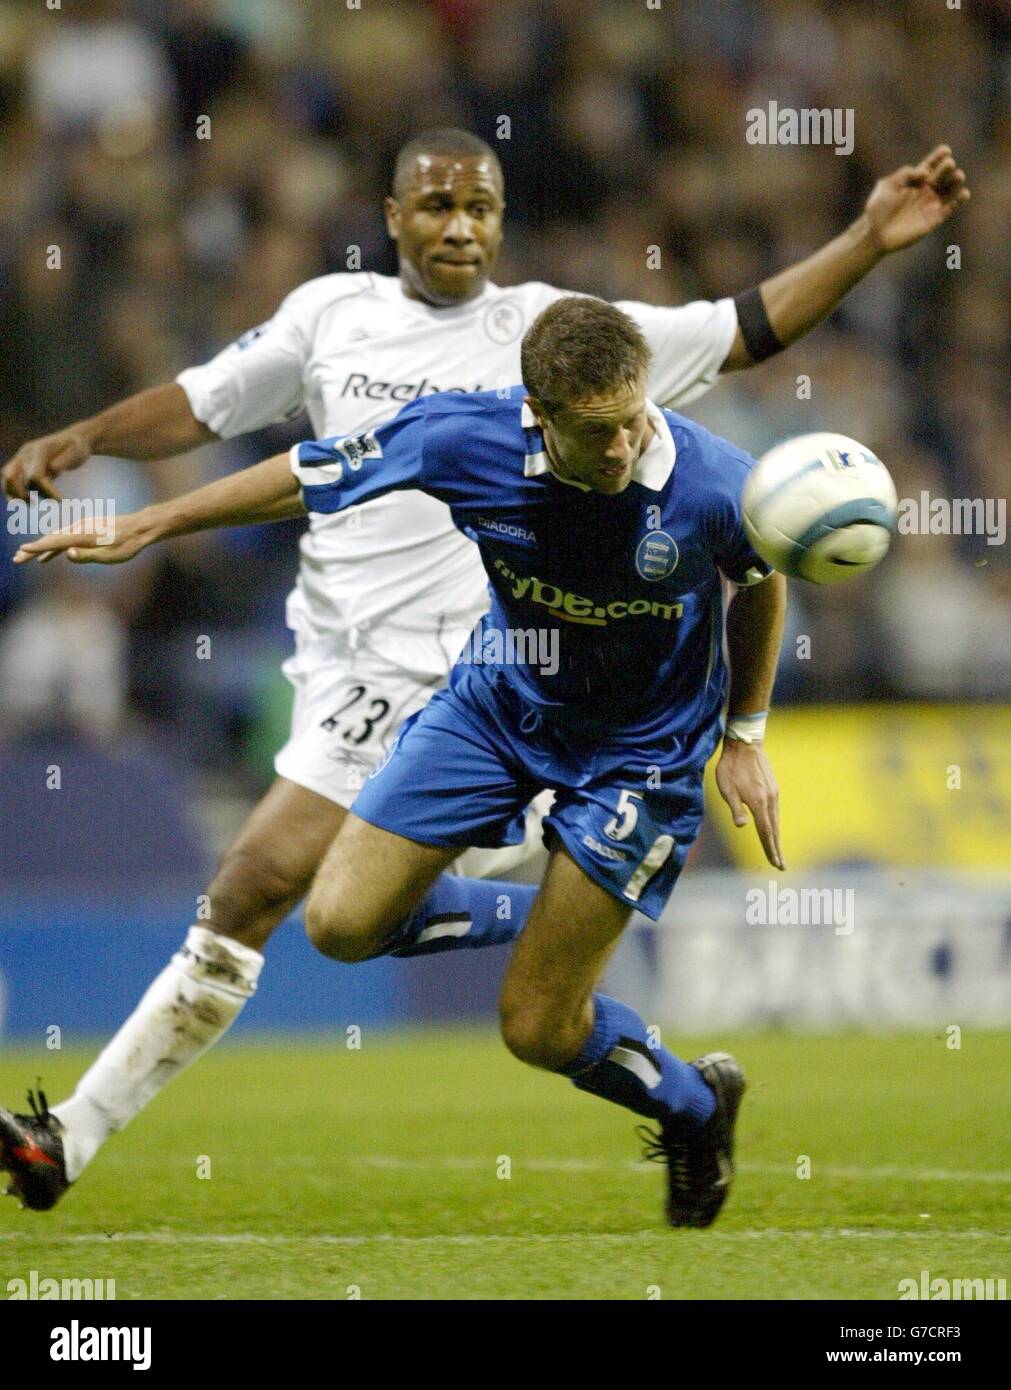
xmin=722 ymin=144 xmax=970 ymax=371
xmin=1 ymin=384 xmax=218 ymax=504
xmin=12 ymin=453 xmax=304 ymax=566
xmin=716 ymin=572 xmax=788 ymax=870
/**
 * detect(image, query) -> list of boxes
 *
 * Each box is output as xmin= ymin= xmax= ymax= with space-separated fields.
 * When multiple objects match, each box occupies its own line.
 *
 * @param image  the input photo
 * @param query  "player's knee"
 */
xmin=303 ymin=893 xmax=380 ymax=963
xmin=499 ymin=1003 xmax=583 ymax=1072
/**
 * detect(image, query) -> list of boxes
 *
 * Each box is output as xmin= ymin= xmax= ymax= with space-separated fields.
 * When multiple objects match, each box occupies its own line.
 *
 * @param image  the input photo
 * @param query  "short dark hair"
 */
xmin=392 ymin=128 xmax=503 ymax=198
xmin=521 ymin=297 xmax=652 ymax=415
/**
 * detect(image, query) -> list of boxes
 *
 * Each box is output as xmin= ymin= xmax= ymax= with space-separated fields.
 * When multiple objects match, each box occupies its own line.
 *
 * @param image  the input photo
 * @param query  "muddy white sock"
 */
xmin=51 ymin=926 xmax=264 ymax=1181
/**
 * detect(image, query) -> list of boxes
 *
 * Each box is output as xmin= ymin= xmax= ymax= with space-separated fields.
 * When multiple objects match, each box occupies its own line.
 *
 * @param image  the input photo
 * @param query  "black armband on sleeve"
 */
xmin=733 ymin=286 xmax=784 ymax=363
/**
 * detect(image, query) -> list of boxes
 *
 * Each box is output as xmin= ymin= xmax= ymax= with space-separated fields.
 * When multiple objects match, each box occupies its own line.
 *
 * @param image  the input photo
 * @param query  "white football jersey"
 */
xmin=177 ymin=273 xmax=736 ymax=671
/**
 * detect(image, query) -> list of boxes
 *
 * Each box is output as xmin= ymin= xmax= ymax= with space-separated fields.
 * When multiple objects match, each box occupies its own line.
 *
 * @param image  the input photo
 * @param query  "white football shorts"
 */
xmin=273 ymin=624 xmax=551 ymax=879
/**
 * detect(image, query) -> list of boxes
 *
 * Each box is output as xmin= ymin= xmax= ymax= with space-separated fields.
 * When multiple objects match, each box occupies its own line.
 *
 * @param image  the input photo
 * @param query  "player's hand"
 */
xmin=863 ymin=145 xmax=970 ymax=254
xmin=2 ymin=427 xmax=95 ymax=503
xmin=716 ymin=739 xmax=784 ymax=871
xmin=12 ymin=509 xmax=157 ymax=567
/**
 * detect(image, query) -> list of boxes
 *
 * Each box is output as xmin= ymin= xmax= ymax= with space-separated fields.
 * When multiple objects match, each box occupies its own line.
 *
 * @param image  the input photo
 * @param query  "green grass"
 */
xmin=1 ymin=1031 xmax=1008 ymax=1299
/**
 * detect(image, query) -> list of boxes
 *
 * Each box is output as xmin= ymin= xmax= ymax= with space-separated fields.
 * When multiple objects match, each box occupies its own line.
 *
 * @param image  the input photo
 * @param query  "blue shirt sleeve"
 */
xmin=290 ymin=397 xmax=432 ymax=515
xmin=707 ymin=441 xmax=773 ymax=586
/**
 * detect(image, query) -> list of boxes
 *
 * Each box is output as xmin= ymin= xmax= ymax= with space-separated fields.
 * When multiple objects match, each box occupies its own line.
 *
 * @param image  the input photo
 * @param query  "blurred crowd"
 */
xmin=1 ymin=0 xmax=1008 ymax=786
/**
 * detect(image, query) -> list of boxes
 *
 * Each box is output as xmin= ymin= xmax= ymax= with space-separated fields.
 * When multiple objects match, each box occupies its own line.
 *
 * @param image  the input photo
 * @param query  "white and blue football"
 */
xmin=742 ymin=432 xmax=898 ymax=584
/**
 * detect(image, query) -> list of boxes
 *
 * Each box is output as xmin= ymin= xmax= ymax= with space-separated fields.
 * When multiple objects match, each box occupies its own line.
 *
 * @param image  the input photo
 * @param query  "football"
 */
xmin=742 ymin=432 xmax=898 ymax=584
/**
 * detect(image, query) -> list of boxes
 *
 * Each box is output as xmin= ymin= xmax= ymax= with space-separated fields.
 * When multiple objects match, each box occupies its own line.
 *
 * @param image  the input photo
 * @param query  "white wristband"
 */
xmin=725 ymin=711 xmax=768 ymax=745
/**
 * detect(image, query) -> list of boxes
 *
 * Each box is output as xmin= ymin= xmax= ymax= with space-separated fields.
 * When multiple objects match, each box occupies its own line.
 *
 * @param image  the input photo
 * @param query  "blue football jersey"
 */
xmin=291 ymin=389 xmax=770 ymax=771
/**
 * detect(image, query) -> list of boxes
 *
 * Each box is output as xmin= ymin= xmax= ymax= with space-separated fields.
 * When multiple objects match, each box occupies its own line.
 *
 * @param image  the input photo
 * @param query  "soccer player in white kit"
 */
xmin=0 ymin=130 xmax=968 ymax=1209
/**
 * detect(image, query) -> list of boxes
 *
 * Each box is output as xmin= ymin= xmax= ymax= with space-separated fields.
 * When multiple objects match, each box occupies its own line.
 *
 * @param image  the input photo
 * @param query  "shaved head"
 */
xmin=392 ymin=128 xmax=503 ymax=199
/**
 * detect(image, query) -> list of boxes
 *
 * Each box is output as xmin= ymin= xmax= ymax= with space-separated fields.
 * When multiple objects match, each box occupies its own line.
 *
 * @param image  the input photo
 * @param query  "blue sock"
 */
xmin=557 ymin=994 xmax=715 ymax=1127
xmin=387 ymin=876 xmax=535 ymax=957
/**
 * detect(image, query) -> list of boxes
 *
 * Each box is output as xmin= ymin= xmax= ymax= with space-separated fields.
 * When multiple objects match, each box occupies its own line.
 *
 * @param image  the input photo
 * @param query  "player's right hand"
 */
xmin=716 ymin=738 xmax=785 ymax=871
xmin=2 ymin=428 xmax=94 ymax=503
xmin=12 ymin=509 xmax=156 ymax=567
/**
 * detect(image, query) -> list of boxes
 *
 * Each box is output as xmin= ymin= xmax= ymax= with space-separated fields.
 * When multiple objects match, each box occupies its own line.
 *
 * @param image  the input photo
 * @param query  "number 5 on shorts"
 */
xmin=604 ymin=789 xmax=675 ymax=904
xmin=603 ymin=789 xmax=641 ymax=841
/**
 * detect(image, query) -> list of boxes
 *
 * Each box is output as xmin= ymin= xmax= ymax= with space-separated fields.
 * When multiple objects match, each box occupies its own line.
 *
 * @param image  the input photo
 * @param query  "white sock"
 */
xmin=51 ymin=926 xmax=264 ymax=1182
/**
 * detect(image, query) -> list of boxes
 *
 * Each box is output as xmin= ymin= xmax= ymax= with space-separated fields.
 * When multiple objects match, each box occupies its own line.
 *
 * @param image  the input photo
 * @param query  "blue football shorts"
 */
xmin=349 ymin=662 xmax=707 ymax=921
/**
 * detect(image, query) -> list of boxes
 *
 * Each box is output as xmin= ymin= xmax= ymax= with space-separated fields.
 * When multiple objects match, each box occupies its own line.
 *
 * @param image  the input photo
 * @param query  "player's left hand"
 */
xmin=863 ymin=145 xmax=970 ymax=254
xmin=716 ymin=739 xmax=784 ymax=871
xmin=12 ymin=509 xmax=156 ymax=566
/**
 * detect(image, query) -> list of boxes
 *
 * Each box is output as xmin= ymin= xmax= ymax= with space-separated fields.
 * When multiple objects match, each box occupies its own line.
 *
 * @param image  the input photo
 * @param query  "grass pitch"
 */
xmin=1 ymin=1030 xmax=1008 ymax=1300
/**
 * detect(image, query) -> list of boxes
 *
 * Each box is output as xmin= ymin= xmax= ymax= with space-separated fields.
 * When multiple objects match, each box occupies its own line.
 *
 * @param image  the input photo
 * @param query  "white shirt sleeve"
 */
xmin=617 ymin=297 xmax=738 ymax=410
xmin=175 ymin=276 xmax=356 ymax=438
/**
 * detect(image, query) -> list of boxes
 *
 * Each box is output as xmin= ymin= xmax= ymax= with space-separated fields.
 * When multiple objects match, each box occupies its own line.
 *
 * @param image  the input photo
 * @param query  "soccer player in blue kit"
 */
xmin=299 ymin=297 xmax=787 ymax=1227
xmin=14 ymin=296 xmax=787 ymax=1226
